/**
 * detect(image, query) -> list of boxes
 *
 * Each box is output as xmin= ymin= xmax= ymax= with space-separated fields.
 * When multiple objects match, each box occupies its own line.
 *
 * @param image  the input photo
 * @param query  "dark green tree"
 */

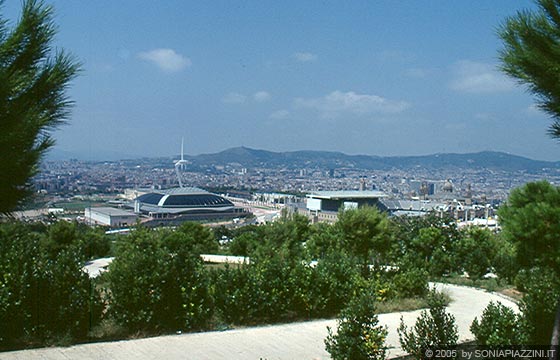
xmin=227 ymin=224 xmax=265 ymax=257
xmin=228 ymin=231 xmax=259 ymax=257
xmin=499 ymin=181 xmax=560 ymax=274
xmin=305 ymin=222 xmax=340 ymax=259
xmin=499 ymin=180 xmax=560 ymax=345
xmin=37 ymin=221 xmax=111 ymax=260
xmin=312 ymin=252 xmax=363 ymax=316
xmin=390 ymin=213 xmax=460 ymax=276
xmin=162 ymin=221 xmax=219 ymax=256
xmin=0 ymin=0 xmax=80 ymax=213
xmin=499 ymin=0 xmax=560 ymax=138
xmin=492 ymin=235 xmax=519 ymax=284
xmin=258 ymin=212 xmax=310 ymax=261
xmin=335 ymin=206 xmax=391 ymax=272
xmin=499 ymin=2 xmax=560 ymax=345
xmin=405 ymin=226 xmax=456 ymax=277
xmin=455 ymin=227 xmax=497 ymax=280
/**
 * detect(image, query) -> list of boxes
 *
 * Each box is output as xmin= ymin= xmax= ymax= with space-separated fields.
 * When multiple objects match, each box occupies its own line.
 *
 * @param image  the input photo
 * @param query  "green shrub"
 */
xmin=163 ymin=222 xmax=219 ymax=255
xmin=248 ymin=257 xmax=293 ymax=321
xmin=471 ymin=301 xmax=527 ymax=346
xmin=228 ymin=231 xmax=260 ymax=257
xmin=518 ymin=267 xmax=560 ymax=345
xmin=492 ymin=236 xmax=518 ymax=283
xmin=513 ymin=269 xmax=530 ymax=293
xmin=398 ymin=291 xmax=458 ymax=359
xmin=325 ymin=291 xmax=388 ymax=360
xmin=212 ymin=252 xmax=365 ymax=325
xmin=79 ymin=228 xmax=112 ymax=259
xmin=0 ymin=222 xmax=102 ymax=349
xmin=211 ymin=265 xmax=257 ymax=324
xmin=107 ymin=228 xmax=213 ymax=332
xmin=211 ymin=257 xmax=293 ymax=324
xmin=286 ymin=261 xmax=316 ymax=318
xmin=404 ymin=226 xmax=457 ymax=277
xmin=305 ymin=222 xmax=340 ymax=259
xmin=455 ymin=227 xmax=496 ymax=280
xmin=391 ymin=268 xmax=429 ymax=298
xmin=311 ymin=253 xmax=363 ymax=317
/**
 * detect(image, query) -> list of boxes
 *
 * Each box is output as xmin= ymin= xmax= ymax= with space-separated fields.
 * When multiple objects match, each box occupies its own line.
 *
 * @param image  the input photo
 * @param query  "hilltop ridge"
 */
xmin=185 ymin=147 xmax=560 ymax=173
xmin=47 ymin=146 xmax=560 ymax=173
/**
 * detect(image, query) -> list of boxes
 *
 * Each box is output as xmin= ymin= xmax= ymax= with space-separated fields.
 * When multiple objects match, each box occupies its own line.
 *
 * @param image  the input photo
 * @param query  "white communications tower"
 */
xmin=174 ymin=138 xmax=188 ymax=188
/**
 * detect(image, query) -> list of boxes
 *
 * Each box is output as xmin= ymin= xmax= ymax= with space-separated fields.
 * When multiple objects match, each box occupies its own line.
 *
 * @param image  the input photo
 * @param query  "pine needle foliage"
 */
xmin=499 ymin=0 xmax=560 ymax=138
xmin=0 ymin=0 xmax=79 ymax=214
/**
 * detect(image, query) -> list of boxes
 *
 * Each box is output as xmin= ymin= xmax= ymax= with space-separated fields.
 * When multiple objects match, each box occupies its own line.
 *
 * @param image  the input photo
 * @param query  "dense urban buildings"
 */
xmin=23 ymin=149 xmax=559 ymax=227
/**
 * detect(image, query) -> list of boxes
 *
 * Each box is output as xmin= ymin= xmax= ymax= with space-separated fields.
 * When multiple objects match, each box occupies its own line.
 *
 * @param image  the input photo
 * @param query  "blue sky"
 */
xmin=4 ymin=0 xmax=560 ymax=161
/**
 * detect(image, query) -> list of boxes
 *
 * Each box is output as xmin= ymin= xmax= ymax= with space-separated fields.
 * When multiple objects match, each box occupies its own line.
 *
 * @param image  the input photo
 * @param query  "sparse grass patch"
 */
xmin=376 ymin=297 xmax=428 ymax=314
xmin=376 ymin=291 xmax=451 ymax=314
xmin=53 ymin=201 xmax=105 ymax=212
xmin=45 ymin=331 xmax=74 ymax=348
xmin=88 ymin=318 xmax=128 ymax=341
xmin=435 ymin=274 xmax=520 ymax=301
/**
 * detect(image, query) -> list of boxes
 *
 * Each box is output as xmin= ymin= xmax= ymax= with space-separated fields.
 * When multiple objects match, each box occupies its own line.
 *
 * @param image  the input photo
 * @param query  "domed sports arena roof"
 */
xmin=134 ymin=187 xmax=235 ymax=215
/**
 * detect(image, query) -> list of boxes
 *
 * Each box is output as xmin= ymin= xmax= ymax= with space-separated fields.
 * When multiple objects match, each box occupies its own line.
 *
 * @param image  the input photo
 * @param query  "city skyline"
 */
xmin=5 ymin=0 xmax=560 ymax=161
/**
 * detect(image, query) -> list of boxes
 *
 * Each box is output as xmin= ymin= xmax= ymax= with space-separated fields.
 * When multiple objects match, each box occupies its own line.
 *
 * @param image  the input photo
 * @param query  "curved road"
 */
xmin=0 ymin=283 xmax=518 ymax=360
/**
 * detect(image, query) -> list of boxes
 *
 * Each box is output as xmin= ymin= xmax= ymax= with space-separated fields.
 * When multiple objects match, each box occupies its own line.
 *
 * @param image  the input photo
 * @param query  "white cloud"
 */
xmin=269 ymin=110 xmax=290 ymax=119
xmin=450 ymin=60 xmax=514 ymax=93
xmin=253 ymin=91 xmax=271 ymax=102
xmin=292 ymin=52 xmax=317 ymax=62
xmin=222 ymin=92 xmax=247 ymax=104
xmin=138 ymin=48 xmax=191 ymax=72
xmin=295 ymin=90 xmax=409 ymax=118
xmin=223 ymin=91 xmax=271 ymax=104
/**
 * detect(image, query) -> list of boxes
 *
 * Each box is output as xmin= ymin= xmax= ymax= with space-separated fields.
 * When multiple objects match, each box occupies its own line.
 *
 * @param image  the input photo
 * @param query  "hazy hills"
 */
xmin=186 ymin=147 xmax=560 ymax=173
xmin=48 ymin=146 xmax=560 ymax=173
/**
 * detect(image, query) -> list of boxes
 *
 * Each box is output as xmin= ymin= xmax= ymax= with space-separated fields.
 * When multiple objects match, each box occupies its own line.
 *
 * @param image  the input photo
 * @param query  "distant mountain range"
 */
xmin=185 ymin=147 xmax=560 ymax=173
xmin=48 ymin=146 xmax=560 ymax=173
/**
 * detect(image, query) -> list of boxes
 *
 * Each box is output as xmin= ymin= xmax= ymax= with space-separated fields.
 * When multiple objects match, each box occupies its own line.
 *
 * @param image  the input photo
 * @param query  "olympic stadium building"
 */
xmin=130 ymin=187 xmax=250 ymax=225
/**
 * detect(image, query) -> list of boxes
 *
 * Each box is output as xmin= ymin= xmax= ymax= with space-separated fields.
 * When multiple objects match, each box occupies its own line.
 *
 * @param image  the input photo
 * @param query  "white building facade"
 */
xmin=84 ymin=207 xmax=138 ymax=227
